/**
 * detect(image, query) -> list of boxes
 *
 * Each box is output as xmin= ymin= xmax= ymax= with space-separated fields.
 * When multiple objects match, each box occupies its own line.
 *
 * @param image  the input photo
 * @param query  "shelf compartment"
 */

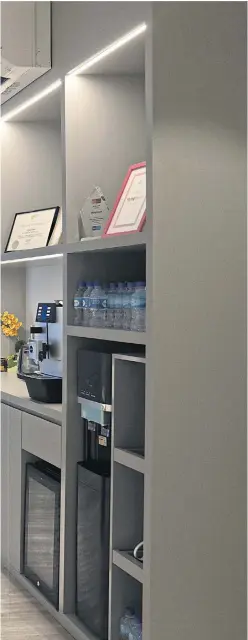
xmin=113 ymin=357 xmax=146 ymax=451
xmin=67 ymin=325 xmax=146 ymax=345
xmin=66 ymin=246 xmax=146 ymax=325
xmin=110 ymin=565 xmax=142 ymax=640
xmin=113 ymin=549 xmax=143 ymax=584
xmin=112 ymin=463 xmax=144 ymax=551
xmin=67 ymin=232 xmax=147 ymax=255
xmin=114 ymin=447 xmax=145 ymax=474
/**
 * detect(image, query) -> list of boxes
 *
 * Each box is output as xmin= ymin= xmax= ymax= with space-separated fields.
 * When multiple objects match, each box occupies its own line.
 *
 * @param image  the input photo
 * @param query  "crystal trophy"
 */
xmin=78 ymin=186 xmax=110 ymax=239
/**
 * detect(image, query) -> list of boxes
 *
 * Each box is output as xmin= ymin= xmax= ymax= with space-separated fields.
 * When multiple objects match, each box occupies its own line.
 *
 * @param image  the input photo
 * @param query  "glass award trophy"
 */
xmin=78 ymin=186 xmax=110 ymax=239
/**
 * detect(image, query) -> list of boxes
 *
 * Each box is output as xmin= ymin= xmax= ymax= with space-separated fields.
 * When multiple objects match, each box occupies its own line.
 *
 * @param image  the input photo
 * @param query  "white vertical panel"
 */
xmin=26 ymin=264 xmax=63 ymax=328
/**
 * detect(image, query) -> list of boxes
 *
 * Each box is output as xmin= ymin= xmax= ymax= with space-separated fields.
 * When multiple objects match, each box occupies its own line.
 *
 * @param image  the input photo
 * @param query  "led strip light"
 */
xmin=1 ymin=24 xmax=146 ymax=120
xmin=68 ymin=23 xmax=147 ymax=76
xmin=1 ymin=253 xmax=63 ymax=265
xmin=1 ymin=79 xmax=62 ymax=123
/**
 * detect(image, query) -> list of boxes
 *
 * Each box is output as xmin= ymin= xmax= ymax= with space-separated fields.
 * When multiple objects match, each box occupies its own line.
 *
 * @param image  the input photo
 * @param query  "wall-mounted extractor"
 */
xmin=1 ymin=1 xmax=51 ymax=104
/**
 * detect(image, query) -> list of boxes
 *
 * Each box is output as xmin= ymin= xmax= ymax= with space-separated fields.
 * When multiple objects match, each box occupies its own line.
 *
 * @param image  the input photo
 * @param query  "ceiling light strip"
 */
xmin=1 ymin=79 xmax=62 ymax=123
xmin=68 ymin=22 xmax=147 ymax=76
xmin=1 ymin=253 xmax=63 ymax=265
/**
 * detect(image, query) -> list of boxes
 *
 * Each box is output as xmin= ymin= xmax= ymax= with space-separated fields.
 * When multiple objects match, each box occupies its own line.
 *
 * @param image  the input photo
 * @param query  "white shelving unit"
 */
xmin=60 ymin=25 xmax=147 ymax=640
xmin=1 ymin=4 xmax=246 ymax=640
xmin=113 ymin=550 xmax=144 ymax=585
xmin=66 ymin=325 xmax=146 ymax=345
xmin=109 ymin=353 xmax=146 ymax=638
xmin=1 ymin=245 xmax=64 ymax=265
xmin=66 ymin=232 xmax=147 ymax=255
xmin=114 ymin=447 xmax=145 ymax=474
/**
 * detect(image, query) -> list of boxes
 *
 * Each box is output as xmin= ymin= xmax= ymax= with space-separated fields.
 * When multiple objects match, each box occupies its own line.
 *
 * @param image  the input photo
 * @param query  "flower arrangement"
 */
xmin=1 ymin=311 xmax=24 ymax=368
xmin=1 ymin=311 xmax=22 ymax=338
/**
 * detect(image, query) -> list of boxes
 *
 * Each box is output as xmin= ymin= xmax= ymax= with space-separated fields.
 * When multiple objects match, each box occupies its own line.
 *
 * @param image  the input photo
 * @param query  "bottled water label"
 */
xmin=108 ymin=296 xmax=115 ymax=309
xmin=133 ymin=297 xmax=146 ymax=309
xmin=90 ymin=296 xmax=107 ymax=309
xmin=74 ymin=297 xmax=81 ymax=308
xmin=82 ymin=297 xmax=90 ymax=308
xmin=91 ymin=297 xmax=100 ymax=309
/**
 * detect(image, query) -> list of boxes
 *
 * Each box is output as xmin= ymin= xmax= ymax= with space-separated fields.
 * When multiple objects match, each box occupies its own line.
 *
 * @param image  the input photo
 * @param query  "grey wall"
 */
xmin=1 ymin=268 xmax=26 ymax=356
xmin=1 ymin=121 xmax=62 ymax=251
xmin=65 ymin=75 xmax=145 ymax=242
xmin=26 ymin=264 xmax=63 ymax=328
xmin=145 ymin=3 xmax=246 ymax=640
xmin=1 ymin=120 xmax=62 ymax=347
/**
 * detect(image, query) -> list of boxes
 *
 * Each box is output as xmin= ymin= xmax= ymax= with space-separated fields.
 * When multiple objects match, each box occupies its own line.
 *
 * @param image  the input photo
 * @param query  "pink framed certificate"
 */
xmin=103 ymin=162 xmax=146 ymax=237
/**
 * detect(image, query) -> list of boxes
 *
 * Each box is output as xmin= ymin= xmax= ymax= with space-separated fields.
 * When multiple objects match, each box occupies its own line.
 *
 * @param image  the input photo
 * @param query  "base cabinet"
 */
xmin=1 ymin=403 xmax=22 ymax=572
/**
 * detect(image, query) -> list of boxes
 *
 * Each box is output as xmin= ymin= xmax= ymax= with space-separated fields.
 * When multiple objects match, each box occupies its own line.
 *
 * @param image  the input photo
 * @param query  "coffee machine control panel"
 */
xmin=36 ymin=303 xmax=57 ymax=323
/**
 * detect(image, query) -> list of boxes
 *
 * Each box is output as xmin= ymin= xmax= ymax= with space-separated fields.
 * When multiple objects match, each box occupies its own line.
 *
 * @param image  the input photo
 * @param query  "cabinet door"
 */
xmin=9 ymin=406 xmax=22 ymax=571
xmin=1 ymin=403 xmax=10 ymax=566
xmin=1 ymin=403 xmax=22 ymax=571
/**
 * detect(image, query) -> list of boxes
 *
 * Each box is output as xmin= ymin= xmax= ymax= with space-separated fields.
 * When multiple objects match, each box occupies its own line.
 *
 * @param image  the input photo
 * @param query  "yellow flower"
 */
xmin=1 ymin=310 xmax=22 ymax=339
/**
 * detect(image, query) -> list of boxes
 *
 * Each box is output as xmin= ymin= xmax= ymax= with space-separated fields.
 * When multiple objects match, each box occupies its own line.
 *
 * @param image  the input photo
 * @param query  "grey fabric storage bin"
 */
xmin=76 ymin=462 xmax=110 ymax=639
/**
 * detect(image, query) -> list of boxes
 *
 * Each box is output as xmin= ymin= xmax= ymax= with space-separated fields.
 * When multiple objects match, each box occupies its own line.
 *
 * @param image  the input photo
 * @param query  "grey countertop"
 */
xmin=0 ymin=372 xmax=62 ymax=424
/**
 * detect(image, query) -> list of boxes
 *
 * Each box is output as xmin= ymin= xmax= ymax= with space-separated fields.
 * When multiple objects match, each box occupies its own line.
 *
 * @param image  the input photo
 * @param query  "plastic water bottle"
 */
xmin=106 ymin=283 xmax=116 ymax=328
xmin=73 ymin=282 xmax=86 ymax=325
xmin=113 ymin=282 xmax=125 ymax=330
xmin=119 ymin=609 xmax=142 ymax=640
xmin=119 ymin=608 xmax=134 ymax=639
xmin=89 ymin=282 xmax=107 ymax=328
xmin=130 ymin=282 xmax=146 ymax=332
xmin=101 ymin=284 xmax=108 ymax=327
xmin=129 ymin=617 xmax=142 ymax=640
xmin=122 ymin=282 xmax=133 ymax=331
xmin=81 ymin=282 xmax=93 ymax=326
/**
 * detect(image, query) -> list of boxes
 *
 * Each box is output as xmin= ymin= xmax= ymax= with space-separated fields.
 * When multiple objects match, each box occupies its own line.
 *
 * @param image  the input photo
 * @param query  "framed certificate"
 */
xmin=48 ymin=208 xmax=63 ymax=246
xmin=103 ymin=162 xmax=146 ymax=237
xmin=5 ymin=207 xmax=60 ymax=253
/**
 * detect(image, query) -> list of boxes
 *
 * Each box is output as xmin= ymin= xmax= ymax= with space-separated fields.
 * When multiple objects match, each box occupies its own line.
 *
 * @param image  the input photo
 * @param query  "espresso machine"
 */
xmin=17 ymin=301 xmax=63 ymax=403
xmin=76 ymin=349 xmax=112 ymax=640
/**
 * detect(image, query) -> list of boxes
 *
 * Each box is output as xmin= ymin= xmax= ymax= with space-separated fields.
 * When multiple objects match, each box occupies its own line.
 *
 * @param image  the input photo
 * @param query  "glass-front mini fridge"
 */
xmin=23 ymin=461 xmax=61 ymax=609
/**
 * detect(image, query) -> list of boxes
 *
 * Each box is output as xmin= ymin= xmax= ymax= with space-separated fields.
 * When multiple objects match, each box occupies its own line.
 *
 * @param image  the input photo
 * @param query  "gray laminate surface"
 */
xmin=1 ymin=571 xmax=72 ymax=639
xmin=0 ymin=373 xmax=62 ymax=424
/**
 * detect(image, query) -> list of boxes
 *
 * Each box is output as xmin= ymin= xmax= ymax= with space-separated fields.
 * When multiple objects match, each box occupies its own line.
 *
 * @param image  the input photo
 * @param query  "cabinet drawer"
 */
xmin=22 ymin=412 xmax=61 ymax=468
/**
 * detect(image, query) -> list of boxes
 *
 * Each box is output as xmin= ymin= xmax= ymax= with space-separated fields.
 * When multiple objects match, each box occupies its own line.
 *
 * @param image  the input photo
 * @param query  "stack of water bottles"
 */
xmin=119 ymin=608 xmax=142 ymax=639
xmin=73 ymin=280 xmax=146 ymax=332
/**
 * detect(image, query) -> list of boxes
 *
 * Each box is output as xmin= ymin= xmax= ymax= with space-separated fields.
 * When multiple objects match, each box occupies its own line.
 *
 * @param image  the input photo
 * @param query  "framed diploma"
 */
xmin=103 ymin=162 xmax=146 ymax=237
xmin=5 ymin=207 xmax=60 ymax=253
xmin=48 ymin=208 xmax=63 ymax=246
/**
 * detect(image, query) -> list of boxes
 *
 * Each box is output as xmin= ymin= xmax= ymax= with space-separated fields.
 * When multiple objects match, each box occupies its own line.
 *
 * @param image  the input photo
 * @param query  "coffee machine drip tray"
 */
xmin=18 ymin=372 xmax=62 ymax=404
xmin=78 ymin=397 xmax=111 ymax=426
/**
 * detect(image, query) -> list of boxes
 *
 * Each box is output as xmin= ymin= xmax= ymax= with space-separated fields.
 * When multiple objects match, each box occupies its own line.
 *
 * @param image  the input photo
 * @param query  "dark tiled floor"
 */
xmin=1 ymin=572 xmax=72 ymax=639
